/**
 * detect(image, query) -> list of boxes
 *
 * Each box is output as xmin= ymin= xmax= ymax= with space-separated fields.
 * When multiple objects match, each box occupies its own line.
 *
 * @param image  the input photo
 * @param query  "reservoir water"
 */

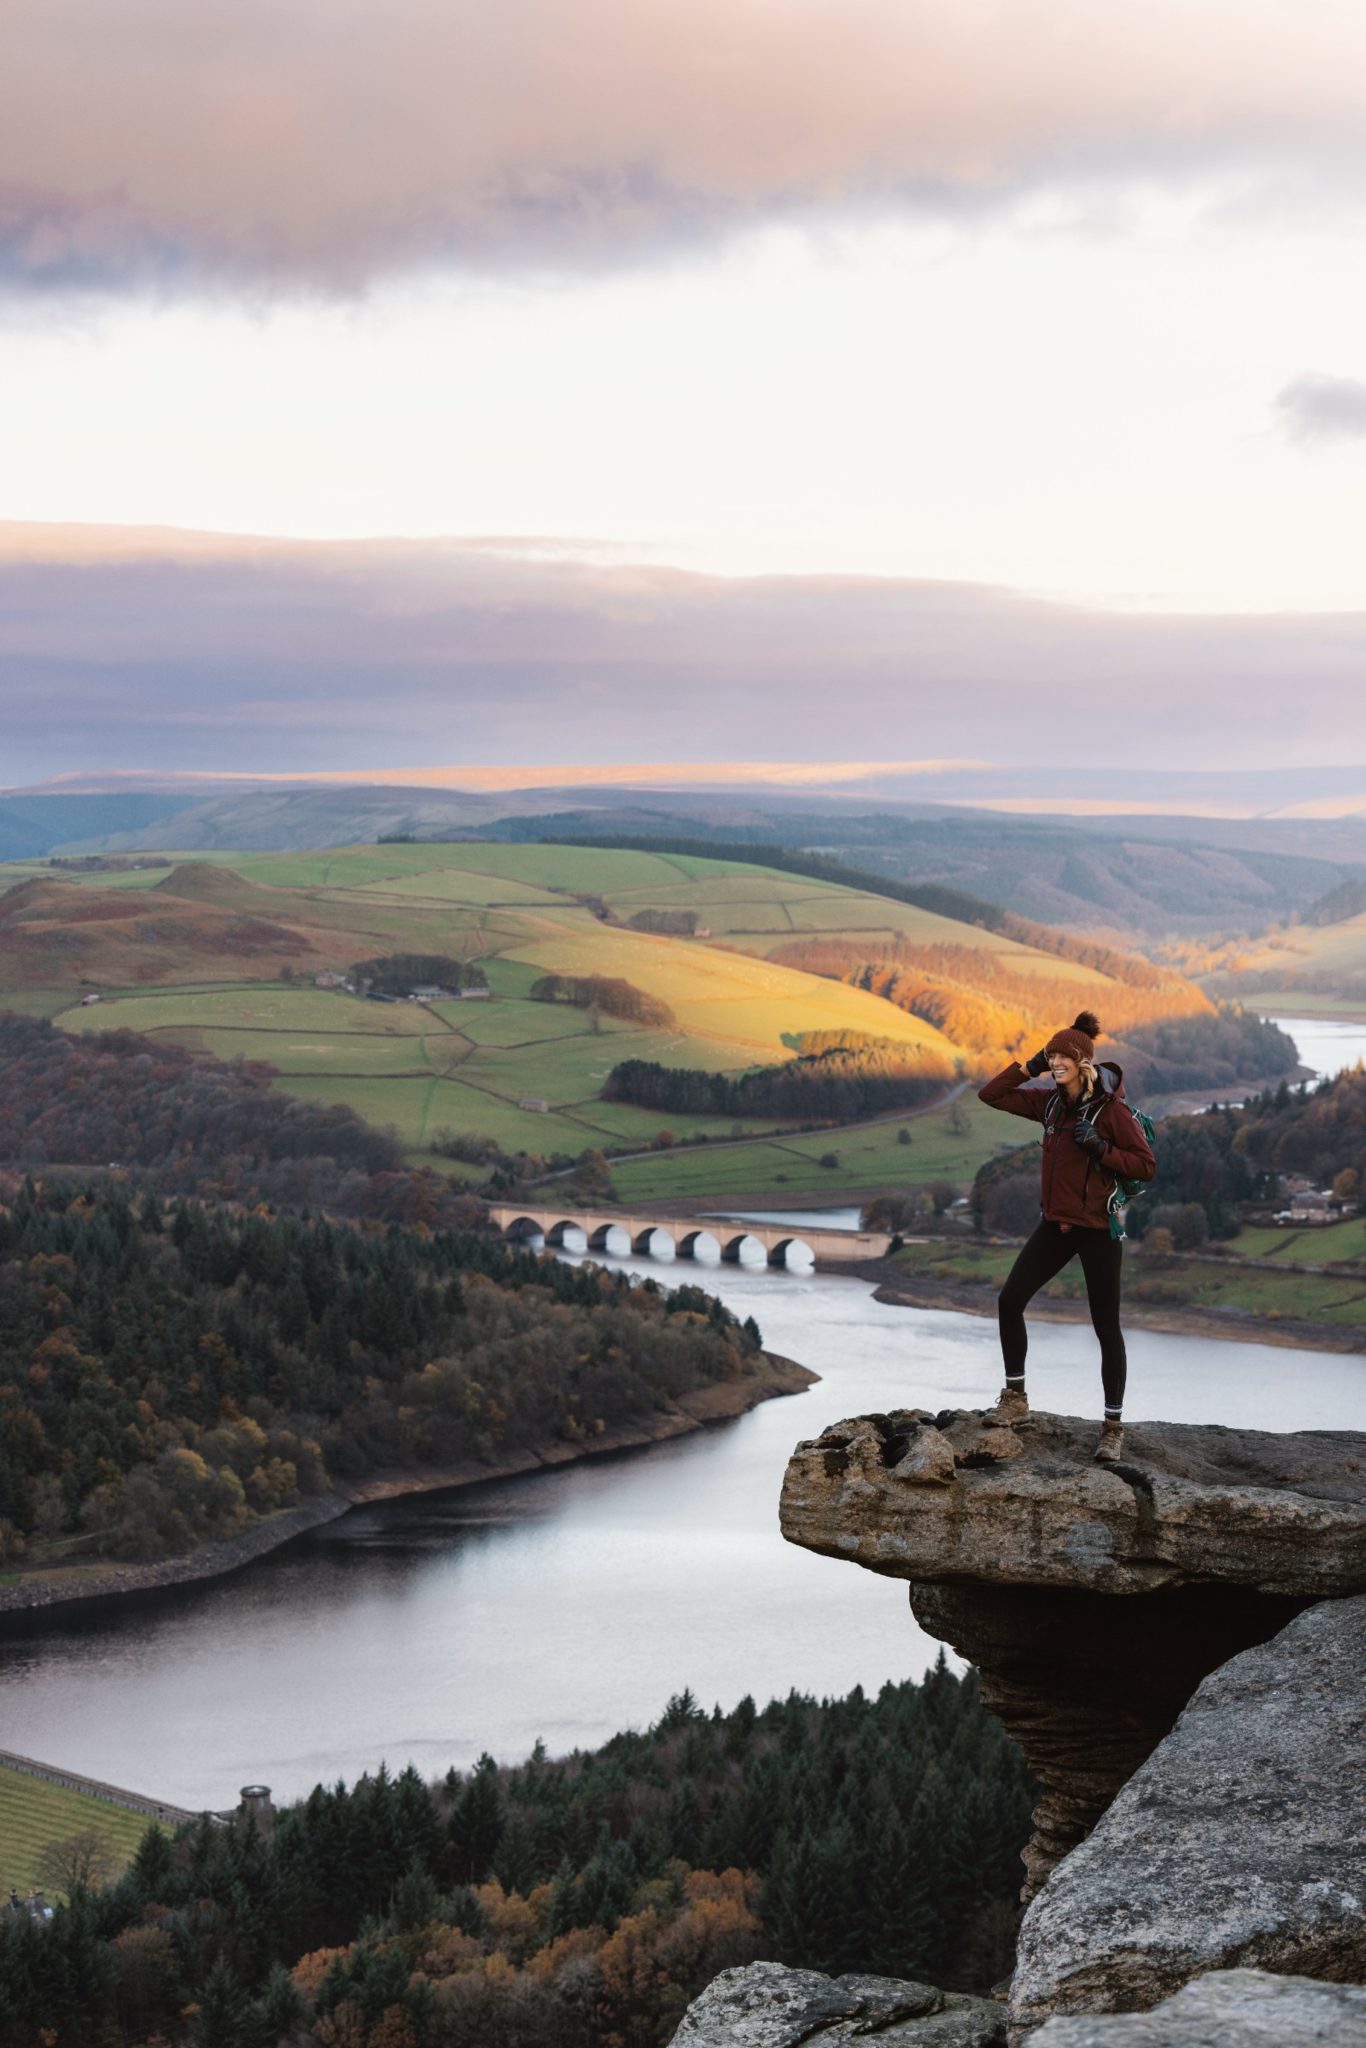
xmin=2 ymin=1017 xmax=1364 ymax=1810
xmin=1276 ymin=1012 xmax=1366 ymax=1084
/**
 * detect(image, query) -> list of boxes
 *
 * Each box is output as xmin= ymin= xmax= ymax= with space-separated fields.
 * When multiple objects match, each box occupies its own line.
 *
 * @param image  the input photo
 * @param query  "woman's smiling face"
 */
xmin=1048 ymin=1051 xmax=1080 ymax=1087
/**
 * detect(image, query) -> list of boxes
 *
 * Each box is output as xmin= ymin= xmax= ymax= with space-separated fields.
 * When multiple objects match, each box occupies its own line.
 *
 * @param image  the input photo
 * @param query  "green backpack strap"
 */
xmin=1107 ymin=1104 xmax=1158 ymax=1240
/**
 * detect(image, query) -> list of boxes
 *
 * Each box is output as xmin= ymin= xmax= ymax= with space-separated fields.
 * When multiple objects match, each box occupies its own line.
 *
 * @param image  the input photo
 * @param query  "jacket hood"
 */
xmin=1048 ymin=1059 xmax=1125 ymax=1103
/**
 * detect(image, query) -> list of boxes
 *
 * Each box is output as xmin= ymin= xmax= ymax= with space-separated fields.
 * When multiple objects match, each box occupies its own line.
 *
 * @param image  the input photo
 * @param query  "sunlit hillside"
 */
xmin=1198 ymin=910 xmax=1366 ymax=1010
xmin=0 ymin=841 xmax=1206 ymax=1168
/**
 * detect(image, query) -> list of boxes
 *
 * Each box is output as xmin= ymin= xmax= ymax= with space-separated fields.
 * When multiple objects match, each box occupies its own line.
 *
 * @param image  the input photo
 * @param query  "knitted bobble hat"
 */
xmin=1045 ymin=1010 xmax=1100 ymax=1063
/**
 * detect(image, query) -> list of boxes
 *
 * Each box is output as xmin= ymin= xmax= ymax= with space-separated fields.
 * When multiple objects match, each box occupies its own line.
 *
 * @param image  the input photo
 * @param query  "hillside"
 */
xmin=0 ymin=1763 xmax=163 ymax=1900
xmin=0 ymin=1668 xmax=1030 ymax=2047
xmin=498 ymin=808 xmax=1353 ymax=944
xmin=0 ymin=789 xmax=188 ymax=859
xmin=1197 ymin=908 xmax=1366 ymax=1009
xmin=0 ymin=1181 xmax=777 ymax=1578
xmin=17 ymin=780 xmax=1366 ymax=943
xmin=0 ymin=844 xmax=975 ymax=1161
xmin=0 ymin=842 xmax=1213 ymax=1178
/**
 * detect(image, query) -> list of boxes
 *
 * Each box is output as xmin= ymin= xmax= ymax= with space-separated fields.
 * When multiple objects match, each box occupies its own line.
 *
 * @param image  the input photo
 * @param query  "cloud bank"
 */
xmin=1276 ymin=371 xmax=1366 ymax=444
xmin=5 ymin=0 xmax=1366 ymax=289
xmin=1 ymin=524 xmax=1363 ymax=783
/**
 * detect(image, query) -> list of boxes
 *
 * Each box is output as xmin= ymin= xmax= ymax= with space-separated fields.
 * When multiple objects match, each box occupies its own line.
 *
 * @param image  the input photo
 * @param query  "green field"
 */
xmin=1225 ymin=1216 xmax=1366 ymax=1265
xmin=0 ymin=1764 xmax=164 ymax=1897
xmin=55 ymin=977 xmax=795 ymax=1155
xmin=0 ymin=986 xmax=74 ymax=1016
xmin=603 ymin=1094 xmax=1013 ymax=1203
xmin=4 ymin=840 xmax=1136 ymax=1192
xmin=889 ymin=1236 xmax=1366 ymax=1329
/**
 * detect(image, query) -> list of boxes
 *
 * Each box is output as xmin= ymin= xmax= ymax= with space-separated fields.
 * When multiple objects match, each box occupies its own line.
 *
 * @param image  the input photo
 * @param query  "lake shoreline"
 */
xmin=860 ymin=1264 xmax=1366 ymax=1354
xmin=0 ymin=1354 xmax=818 ymax=1622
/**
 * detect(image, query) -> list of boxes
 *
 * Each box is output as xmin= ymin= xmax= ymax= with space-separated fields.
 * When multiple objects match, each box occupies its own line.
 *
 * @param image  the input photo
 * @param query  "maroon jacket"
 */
xmin=978 ymin=1059 xmax=1156 ymax=1231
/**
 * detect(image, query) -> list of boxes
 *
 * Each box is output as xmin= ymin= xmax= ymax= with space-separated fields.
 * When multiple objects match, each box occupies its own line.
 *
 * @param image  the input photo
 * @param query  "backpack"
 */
xmin=1106 ymin=1104 xmax=1157 ymax=1240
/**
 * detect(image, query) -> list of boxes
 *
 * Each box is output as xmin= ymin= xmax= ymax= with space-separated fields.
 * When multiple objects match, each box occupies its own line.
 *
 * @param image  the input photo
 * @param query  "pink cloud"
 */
xmin=4 ymin=1 xmax=1366 ymax=288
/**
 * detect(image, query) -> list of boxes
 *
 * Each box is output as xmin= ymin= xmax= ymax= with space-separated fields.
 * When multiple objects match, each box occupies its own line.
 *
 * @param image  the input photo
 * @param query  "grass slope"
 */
xmin=0 ymin=842 xmax=1169 ymax=1188
xmin=605 ymin=1095 xmax=1011 ymax=1204
xmin=1 ymin=845 xmax=979 ymax=1163
xmin=889 ymin=1236 xmax=1366 ymax=1332
xmin=0 ymin=1765 xmax=162 ymax=1898
xmin=1205 ymin=913 xmax=1366 ymax=1006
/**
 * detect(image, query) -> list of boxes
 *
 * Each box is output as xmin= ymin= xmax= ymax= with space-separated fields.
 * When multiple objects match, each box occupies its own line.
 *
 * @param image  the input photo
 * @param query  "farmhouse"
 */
xmin=5 ymin=1890 xmax=52 ymax=1926
xmin=1273 ymin=1188 xmax=1344 ymax=1225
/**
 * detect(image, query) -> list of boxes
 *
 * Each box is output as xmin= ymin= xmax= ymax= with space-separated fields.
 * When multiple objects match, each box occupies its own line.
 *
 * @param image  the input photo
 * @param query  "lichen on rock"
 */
xmin=1023 ymin=1967 xmax=1366 ymax=2046
xmin=1009 ymin=1594 xmax=1366 ymax=2036
xmin=667 ymin=1960 xmax=1005 ymax=2046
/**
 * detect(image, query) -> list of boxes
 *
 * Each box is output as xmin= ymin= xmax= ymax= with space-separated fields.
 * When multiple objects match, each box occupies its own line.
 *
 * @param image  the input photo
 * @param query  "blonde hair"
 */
xmin=1077 ymin=1057 xmax=1099 ymax=1100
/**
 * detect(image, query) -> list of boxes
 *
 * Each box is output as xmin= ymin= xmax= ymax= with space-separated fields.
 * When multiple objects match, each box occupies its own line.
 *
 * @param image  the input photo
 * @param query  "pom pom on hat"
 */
xmin=1045 ymin=1010 xmax=1100 ymax=1063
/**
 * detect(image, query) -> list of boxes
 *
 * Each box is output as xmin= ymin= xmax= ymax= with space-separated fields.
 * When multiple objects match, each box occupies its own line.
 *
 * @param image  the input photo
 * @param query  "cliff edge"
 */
xmin=665 ymin=1406 xmax=1366 ymax=2043
xmin=780 ymin=1405 xmax=1366 ymax=2035
xmin=780 ymin=1407 xmax=1366 ymax=1897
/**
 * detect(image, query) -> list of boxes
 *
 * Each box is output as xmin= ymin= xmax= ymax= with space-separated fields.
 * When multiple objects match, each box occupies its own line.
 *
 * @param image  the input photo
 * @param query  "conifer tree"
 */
xmin=189 ymin=1957 xmax=254 ymax=2048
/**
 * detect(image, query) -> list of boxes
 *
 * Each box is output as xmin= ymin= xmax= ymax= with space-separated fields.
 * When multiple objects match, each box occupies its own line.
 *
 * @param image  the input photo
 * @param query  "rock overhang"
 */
xmin=780 ymin=1405 xmax=1366 ymax=1897
xmin=780 ymin=1409 xmax=1366 ymax=1601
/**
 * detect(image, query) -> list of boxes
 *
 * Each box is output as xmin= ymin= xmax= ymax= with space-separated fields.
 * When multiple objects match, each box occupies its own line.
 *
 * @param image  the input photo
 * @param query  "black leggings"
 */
xmin=998 ymin=1218 xmax=1127 ymax=1413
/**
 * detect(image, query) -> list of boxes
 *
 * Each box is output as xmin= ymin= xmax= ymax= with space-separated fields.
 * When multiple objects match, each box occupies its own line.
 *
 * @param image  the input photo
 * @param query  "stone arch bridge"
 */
xmin=486 ymin=1204 xmax=892 ymax=1270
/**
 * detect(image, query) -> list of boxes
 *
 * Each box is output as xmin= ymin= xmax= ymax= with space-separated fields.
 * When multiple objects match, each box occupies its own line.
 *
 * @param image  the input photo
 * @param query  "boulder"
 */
xmin=780 ymin=1410 xmax=1366 ymax=1892
xmin=668 ymin=1961 xmax=1005 ymax=2046
xmin=1024 ymin=1968 xmax=1366 ymax=2046
xmin=1010 ymin=1595 xmax=1366 ymax=2036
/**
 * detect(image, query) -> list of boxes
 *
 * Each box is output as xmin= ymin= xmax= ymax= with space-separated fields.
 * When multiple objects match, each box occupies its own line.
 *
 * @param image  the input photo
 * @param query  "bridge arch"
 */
xmin=632 ymin=1225 xmax=676 ymax=1260
xmin=720 ymin=1233 xmax=767 ymax=1265
xmin=767 ymin=1236 xmax=814 ymax=1270
xmin=588 ymin=1223 xmax=633 ymax=1256
xmin=677 ymin=1229 xmax=720 ymax=1262
xmin=544 ymin=1218 xmax=587 ymax=1248
xmin=504 ymin=1214 xmax=546 ymax=1242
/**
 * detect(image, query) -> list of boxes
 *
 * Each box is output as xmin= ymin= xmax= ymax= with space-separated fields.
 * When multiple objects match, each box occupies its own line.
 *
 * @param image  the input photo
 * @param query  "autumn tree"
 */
xmin=33 ymin=1828 xmax=118 ymax=1896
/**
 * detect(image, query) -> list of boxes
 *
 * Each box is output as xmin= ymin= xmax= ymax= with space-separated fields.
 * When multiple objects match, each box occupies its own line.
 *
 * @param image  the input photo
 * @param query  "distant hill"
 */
xmin=11 ymin=782 xmax=1361 ymax=944
xmin=1200 ymin=910 xmax=1366 ymax=1005
xmin=496 ymin=809 xmax=1352 ymax=944
xmin=63 ymin=784 xmax=538 ymax=853
xmin=1303 ymin=873 xmax=1366 ymax=927
xmin=0 ymin=790 xmax=186 ymax=858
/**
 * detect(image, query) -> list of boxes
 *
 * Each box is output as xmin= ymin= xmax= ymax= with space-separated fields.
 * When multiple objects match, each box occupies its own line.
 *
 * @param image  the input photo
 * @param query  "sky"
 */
xmin=4 ymin=0 xmax=1366 ymax=784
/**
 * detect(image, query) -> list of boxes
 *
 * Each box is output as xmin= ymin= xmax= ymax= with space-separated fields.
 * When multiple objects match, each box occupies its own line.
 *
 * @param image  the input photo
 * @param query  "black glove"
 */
xmin=1024 ymin=1049 xmax=1050 ymax=1077
xmin=1073 ymin=1111 xmax=1107 ymax=1160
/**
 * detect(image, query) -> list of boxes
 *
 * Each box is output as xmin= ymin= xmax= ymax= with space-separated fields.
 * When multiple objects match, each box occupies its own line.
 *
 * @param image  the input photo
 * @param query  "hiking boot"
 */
xmin=983 ymin=1385 xmax=1029 ymax=1427
xmin=1094 ymin=1420 xmax=1124 ymax=1464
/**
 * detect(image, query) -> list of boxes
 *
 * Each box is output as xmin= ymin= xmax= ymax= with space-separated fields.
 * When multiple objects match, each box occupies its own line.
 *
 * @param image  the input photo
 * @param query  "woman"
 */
xmin=977 ymin=1010 xmax=1155 ymax=1463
